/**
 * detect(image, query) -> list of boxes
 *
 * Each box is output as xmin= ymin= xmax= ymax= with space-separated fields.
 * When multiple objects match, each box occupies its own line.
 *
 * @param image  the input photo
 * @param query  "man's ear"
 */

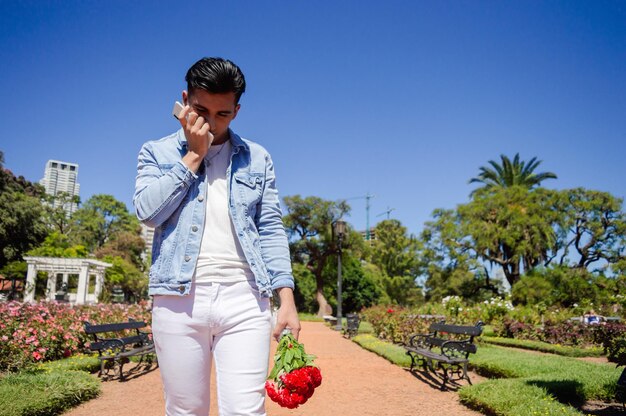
xmin=182 ymin=90 xmax=188 ymax=105
xmin=232 ymin=103 xmax=241 ymax=120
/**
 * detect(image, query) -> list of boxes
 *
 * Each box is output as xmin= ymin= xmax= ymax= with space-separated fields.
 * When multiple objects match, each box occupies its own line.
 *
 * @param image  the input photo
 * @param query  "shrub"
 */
xmin=605 ymin=336 xmax=626 ymax=366
xmin=360 ymin=305 xmax=440 ymax=344
xmin=480 ymin=337 xmax=603 ymax=357
xmin=0 ymin=301 xmax=151 ymax=372
xmin=495 ymin=317 xmax=626 ymax=358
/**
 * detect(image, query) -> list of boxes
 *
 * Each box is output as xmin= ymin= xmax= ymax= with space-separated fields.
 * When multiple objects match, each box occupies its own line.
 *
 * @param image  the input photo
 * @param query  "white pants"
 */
xmin=152 ymin=281 xmax=272 ymax=416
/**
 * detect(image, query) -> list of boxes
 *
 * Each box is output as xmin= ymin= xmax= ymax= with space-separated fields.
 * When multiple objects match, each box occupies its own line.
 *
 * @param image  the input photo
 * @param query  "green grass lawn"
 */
xmin=0 ymin=355 xmax=101 ymax=416
xmin=298 ymin=312 xmax=325 ymax=322
xmin=351 ymin=333 xmax=621 ymax=416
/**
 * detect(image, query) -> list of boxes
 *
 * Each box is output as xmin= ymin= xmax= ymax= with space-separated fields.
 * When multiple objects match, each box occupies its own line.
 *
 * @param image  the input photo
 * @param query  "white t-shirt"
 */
xmin=194 ymin=140 xmax=254 ymax=284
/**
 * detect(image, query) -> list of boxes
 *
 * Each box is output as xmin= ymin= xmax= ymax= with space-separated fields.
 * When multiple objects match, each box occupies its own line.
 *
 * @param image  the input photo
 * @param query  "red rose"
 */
xmin=304 ymin=366 xmax=322 ymax=388
xmin=266 ymin=333 xmax=321 ymax=408
xmin=281 ymin=367 xmax=314 ymax=396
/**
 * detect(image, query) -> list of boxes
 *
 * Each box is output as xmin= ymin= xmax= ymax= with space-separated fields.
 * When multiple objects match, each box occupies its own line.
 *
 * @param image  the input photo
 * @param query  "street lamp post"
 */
xmin=333 ymin=219 xmax=346 ymax=331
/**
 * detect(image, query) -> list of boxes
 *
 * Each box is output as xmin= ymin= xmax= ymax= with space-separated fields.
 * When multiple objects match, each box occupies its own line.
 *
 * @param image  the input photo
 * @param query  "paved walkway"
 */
xmin=64 ymin=322 xmax=481 ymax=415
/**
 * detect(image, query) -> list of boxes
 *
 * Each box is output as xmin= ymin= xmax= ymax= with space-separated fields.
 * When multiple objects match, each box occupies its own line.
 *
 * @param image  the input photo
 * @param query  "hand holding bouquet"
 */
xmin=265 ymin=332 xmax=322 ymax=409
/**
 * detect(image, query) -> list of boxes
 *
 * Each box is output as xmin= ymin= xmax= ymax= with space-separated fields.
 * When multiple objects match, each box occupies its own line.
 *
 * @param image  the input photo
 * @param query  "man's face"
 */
xmin=183 ymin=89 xmax=240 ymax=144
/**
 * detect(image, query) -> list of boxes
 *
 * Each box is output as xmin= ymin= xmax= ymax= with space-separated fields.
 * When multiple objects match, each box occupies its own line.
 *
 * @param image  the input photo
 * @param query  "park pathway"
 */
xmin=64 ymin=321 xmax=481 ymax=416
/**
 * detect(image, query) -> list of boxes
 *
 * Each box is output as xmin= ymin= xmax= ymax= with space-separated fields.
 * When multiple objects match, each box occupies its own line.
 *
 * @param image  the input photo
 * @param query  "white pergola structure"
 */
xmin=23 ymin=257 xmax=112 ymax=304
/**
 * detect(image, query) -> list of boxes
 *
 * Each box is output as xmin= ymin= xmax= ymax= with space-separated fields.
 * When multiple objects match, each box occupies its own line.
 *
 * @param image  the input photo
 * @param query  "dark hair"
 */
xmin=185 ymin=57 xmax=246 ymax=103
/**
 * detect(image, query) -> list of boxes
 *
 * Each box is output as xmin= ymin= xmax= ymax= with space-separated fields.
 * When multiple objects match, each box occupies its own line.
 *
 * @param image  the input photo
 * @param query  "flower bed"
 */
xmin=496 ymin=318 xmax=626 ymax=365
xmin=0 ymin=301 xmax=151 ymax=372
xmin=361 ymin=300 xmax=626 ymax=366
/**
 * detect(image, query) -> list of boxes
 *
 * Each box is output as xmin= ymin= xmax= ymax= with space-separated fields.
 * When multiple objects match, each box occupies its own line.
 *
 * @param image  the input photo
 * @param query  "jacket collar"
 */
xmin=176 ymin=128 xmax=249 ymax=153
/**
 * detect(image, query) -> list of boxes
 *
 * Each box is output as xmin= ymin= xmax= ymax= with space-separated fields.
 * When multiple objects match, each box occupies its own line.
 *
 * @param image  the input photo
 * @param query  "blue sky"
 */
xmin=1 ymin=1 xmax=624 ymax=236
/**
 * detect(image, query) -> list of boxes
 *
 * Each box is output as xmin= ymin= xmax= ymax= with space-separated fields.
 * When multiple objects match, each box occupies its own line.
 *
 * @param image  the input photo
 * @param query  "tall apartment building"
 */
xmin=40 ymin=160 xmax=80 ymax=215
xmin=140 ymin=223 xmax=155 ymax=259
xmin=359 ymin=228 xmax=377 ymax=243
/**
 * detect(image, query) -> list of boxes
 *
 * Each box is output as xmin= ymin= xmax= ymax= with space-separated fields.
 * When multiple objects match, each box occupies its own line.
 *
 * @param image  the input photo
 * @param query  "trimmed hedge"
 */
xmin=480 ymin=336 xmax=604 ymax=357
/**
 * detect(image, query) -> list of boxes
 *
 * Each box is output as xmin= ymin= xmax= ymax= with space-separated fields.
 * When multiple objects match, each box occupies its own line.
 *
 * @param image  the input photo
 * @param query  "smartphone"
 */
xmin=172 ymin=101 xmax=185 ymax=119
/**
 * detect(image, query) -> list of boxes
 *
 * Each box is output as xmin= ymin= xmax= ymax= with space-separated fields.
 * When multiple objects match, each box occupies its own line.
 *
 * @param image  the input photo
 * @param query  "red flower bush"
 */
xmin=0 ymin=300 xmax=151 ymax=372
xmin=265 ymin=333 xmax=322 ymax=408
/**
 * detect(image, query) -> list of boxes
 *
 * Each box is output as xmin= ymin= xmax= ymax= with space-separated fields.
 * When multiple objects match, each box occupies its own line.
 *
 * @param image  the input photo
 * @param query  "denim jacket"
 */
xmin=133 ymin=129 xmax=294 ymax=298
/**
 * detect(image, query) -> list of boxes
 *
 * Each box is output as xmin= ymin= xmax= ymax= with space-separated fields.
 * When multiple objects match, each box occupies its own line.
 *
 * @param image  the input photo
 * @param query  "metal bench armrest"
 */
xmin=408 ymin=333 xmax=434 ymax=349
xmin=440 ymin=340 xmax=473 ymax=360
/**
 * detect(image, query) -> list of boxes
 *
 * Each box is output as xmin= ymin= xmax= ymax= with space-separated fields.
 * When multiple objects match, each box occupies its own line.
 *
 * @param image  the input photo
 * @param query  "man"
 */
xmin=134 ymin=57 xmax=300 ymax=416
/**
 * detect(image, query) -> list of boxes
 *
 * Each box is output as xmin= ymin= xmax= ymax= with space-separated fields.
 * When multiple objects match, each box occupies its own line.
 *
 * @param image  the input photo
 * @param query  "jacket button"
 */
xmin=178 ymin=285 xmax=185 ymax=293
xmin=185 ymin=255 xmax=191 ymax=262
xmin=192 ymin=225 xmax=198 ymax=232
xmin=198 ymin=195 xmax=204 ymax=202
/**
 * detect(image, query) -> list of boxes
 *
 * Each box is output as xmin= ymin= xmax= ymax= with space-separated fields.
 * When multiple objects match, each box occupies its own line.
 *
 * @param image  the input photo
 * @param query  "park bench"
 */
xmin=404 ymin=321 xmax=483 ymax=388
xmin=84 ymin=319 xmax=156 ymax=381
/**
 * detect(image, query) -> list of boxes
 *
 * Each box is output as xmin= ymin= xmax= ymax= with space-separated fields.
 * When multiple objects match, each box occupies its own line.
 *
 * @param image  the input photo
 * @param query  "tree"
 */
xmin=420 ymin=208 xmax=502 ymax=301
xmin=0 ymin=152 xmax=49 ymax=268
xmin=0 ymin=189 xmax=48 ymax=268
xmin=369 ymin=219 xmax=421 ymax=278
xmin=367 ymin=219 xmax=424 ymax=305
xmin=459 ymin=186 xmax=560 ymax=286
xmin=283 ymin=195 xmax=350 ymax=316
xmin=292 ymin=263 xmax=319 ymax=314
xmin=512 ymin=266 xmax=603 ymax=308
xmin=43 ymin=192 xmax=81 ymax=235
xmin=423 ymin=185 xmax=626 ymax=293
xmin=27 ymin=231 xmax=88 ymax=258
xmin=101 ymin=255 xmax=147 ymax=302
xmin=94 ymin=231 xmax=146 ymax=271
xmin=557 ymin=189 xmax=626 ymax=269
xmin=469 ymin=153 xmax=557 ymax=195
xmin=71 ymin=194 xmax=140 ymax=252
xmin=324 ymin=255 xmax=381 ymax=313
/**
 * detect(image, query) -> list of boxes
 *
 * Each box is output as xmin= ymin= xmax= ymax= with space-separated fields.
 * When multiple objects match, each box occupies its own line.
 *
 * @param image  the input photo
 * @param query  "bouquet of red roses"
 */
xmin=265 ymin=332 xmax=322 ymax=409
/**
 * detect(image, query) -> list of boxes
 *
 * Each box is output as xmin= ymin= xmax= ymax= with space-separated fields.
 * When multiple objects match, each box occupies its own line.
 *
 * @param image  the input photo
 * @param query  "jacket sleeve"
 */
xmin=133 ymin=141 xmax=198 ymax=228
xmin=255 ymin=152 xmax=295 ymax=291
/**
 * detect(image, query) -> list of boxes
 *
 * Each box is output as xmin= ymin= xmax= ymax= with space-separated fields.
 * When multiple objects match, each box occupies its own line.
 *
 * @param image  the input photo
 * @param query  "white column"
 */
xmin=25 ymin=262 xmax=38 ymax=302
xmin=46 ymin=272 xmax=55 ymax=301
xmin=62 ymin=273 xmax=69 ymax=285
xmin=94 ymin=270 xmax=104 ymax=303
xmin=75 ymin=264 xmax=89 ymax=305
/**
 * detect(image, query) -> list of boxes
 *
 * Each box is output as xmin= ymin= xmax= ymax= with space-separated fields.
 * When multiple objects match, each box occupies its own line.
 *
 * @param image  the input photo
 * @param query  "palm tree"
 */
xmin=469 ymin=153 xmax=557 ymax=195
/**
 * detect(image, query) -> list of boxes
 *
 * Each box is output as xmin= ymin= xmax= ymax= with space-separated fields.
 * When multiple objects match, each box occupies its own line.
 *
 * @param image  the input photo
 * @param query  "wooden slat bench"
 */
xmin=84 ymin=319 xmax=157 ymax=381
xmin=404 ymin=321 xmax=483 ymax=388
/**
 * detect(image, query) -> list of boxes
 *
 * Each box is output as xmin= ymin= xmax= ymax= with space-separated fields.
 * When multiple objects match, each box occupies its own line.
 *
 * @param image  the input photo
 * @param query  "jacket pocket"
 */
xmin=234 ymin=172 xmax=263 ymax=189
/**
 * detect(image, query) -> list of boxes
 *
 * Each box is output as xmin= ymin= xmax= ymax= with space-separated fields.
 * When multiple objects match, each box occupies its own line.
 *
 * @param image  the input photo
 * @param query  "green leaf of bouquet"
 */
xmin=285 ymin=348 xmax=294 ymax=365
